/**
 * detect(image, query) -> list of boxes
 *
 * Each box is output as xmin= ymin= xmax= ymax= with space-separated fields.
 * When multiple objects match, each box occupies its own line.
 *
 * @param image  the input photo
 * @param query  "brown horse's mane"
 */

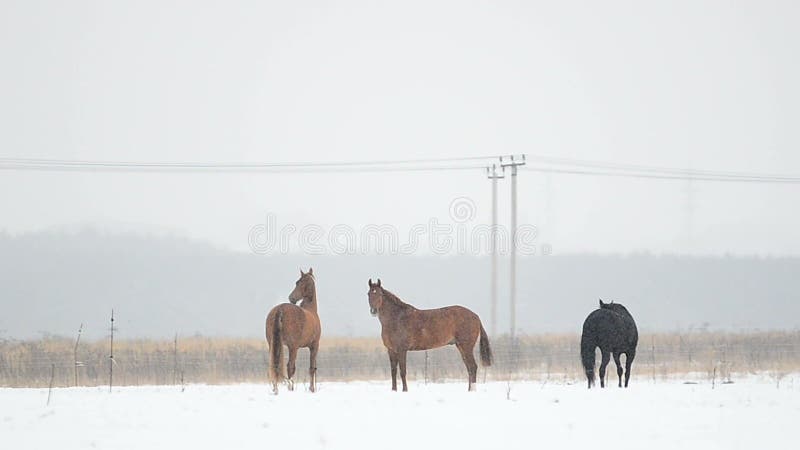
xmin=382 ymin=288 xmax=418 ymax=311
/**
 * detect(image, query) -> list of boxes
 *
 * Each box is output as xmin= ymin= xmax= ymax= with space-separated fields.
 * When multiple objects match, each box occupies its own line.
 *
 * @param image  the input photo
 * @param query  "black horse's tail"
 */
xmin=268 ymin=309 xmax=284 ymax=385
xmin=479 ymin=323 xmax=492 ymax=367
xmin=580 ymin=333 xmax=596 ymax=388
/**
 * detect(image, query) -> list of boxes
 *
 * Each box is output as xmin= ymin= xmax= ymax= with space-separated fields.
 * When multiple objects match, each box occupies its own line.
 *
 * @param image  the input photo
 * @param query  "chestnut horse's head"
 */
xmin=288 ymin=268 xmax=315 ymax=304
xmin=367 ymin=278 xmax=384 ymax=316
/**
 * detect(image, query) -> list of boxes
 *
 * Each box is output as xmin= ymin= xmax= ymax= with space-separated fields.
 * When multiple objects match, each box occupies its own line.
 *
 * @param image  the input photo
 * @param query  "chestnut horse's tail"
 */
xmin=269 ymin=309 xmax=284 ymax=384
xmin=479 ymin=323 xmax=493 ymax=367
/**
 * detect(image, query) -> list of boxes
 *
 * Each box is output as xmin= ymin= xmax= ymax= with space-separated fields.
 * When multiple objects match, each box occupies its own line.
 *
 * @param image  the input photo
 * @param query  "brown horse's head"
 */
xmin=288 ymin=268 xmax=315 ymax=304
xmin=367 ymin=278 xmax=384 ymax=316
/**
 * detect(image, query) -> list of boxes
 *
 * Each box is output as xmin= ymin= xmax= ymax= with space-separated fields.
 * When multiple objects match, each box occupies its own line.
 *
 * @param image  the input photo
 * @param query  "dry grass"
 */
xmin=1 ymin=331 xmax=798 ymax=388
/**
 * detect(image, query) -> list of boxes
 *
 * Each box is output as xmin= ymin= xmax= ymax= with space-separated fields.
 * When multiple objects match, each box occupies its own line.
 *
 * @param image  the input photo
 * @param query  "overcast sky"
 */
xmin=1 ymin=1 xmax=799 ymax=256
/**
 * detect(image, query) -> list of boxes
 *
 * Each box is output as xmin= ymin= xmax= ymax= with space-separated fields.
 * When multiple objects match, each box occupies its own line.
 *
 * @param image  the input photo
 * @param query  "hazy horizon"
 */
xmin=2 ymin=1 xmax=800 ymax=257
xmin=2 ymin=229 xmax=797 ymax=341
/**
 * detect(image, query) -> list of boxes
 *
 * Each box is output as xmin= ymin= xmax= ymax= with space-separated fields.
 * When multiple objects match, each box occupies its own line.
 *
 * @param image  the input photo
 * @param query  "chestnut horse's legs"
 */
xmin=456 ymin=342 xmax=479 ymax=391
xmin=388 ymin=351 xmax=399 ymax=391
xmin=271 ymin=368 xmax=279 ymax=395
xmin=398 ymin=350 xmax=408 ymax=392
xmin=598 ymin=350 xmax=611 ymax=388
xmin=286 ymin=346 xmax=298 ymax=391
xmin=613 ymin=353 xmax=623 ymax=388
xmin=309 ymin=342 xmax=318 ymax=393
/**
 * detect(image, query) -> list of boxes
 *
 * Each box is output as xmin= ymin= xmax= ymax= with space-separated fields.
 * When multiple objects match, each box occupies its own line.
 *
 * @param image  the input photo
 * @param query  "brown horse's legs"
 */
xmin=456 ymin=343 xmax=478 ymax=391
xmin=598 ymin=350 xmax=611 ymax=388
xmin=286 ymin=346 xmax=298 ymax=391
xmin=309 ymin=343 xmax=318 ymax=393
xmin=624 ymin=351 xmax=635 ymax=388
xmin=398 ymin=350 xmax=408 ymax=392
xmin=613 ymin=353 xmax=624 ymax=388
xmin=388 ymin=351 xmax=398 ymax=391
xmin=271 ymin=359 xmax=279 ymax=395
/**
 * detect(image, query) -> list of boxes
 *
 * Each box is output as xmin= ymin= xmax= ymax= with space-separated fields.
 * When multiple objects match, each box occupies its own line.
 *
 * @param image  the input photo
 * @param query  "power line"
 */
xmin=0 ymin=156 xmax=496 ymax=172
xmin=0 ymin=163 xmax=486 ymax=174
xmin=525 ymin=154 xmax=800 ymax=182
xmin=522 ymin=166 xmax=800 ymax=184
xmin=2 ymin=153 xmax=799 ymax=183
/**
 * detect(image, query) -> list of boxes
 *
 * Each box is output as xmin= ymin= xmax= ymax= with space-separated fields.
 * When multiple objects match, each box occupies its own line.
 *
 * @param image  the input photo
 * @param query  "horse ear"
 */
xmin=308 ymin=267 xmax=313 ymax=275
xmin=300 ymin=269 xmax=305 ymax=276
xmin=377 ymin=278 xmax=382 ymax=287
xmin=599 ymin=299 xmax=604 ymax=307
xmin=368 ymin=278 xmax=373 ymax=287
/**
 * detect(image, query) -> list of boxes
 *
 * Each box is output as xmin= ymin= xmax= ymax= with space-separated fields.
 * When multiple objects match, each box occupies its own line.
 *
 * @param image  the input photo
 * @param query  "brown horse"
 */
xmin=266 ymin=268 xmax=321 ymax=394
xmin=367 ymin=278 xmax=492 ymax=392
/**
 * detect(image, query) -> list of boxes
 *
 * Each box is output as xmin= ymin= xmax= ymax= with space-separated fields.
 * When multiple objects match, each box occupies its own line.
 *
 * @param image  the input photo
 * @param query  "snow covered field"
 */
xmin=2 ymin=377 xmax=799 ymax=450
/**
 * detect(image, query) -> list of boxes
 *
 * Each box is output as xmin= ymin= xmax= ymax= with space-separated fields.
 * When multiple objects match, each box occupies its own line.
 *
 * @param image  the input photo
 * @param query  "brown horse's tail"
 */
xmin=479 ymin=323 xmax=493 ymax=367
xmin=268 ymin=309 xmax=284 ymax=384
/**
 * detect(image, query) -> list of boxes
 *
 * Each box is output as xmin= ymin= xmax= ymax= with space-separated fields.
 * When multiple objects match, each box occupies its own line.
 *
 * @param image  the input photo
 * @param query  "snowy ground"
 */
xmin=2 ymin=377 xmax=799 ymax=450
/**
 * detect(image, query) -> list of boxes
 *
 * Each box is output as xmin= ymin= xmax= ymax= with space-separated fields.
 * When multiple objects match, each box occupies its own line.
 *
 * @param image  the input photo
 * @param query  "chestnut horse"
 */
xmin=367 ymin=278 xmax=492 ymax=392
xmin=266 ymin=268 xmax=321 ymax=394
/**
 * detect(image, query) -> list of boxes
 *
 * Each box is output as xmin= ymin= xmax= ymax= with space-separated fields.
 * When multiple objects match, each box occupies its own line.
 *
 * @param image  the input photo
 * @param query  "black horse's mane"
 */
xmin=600 ymin=302 xmax=633 ymax=320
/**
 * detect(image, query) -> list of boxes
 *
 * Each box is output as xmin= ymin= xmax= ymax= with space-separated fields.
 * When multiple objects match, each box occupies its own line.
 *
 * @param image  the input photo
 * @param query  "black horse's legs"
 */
xmin=308 ymin=343 xmax=318 ymax=393
xmin=388 ymin=350 xmax=398 ymax=391
xmin=398 ymin=350 xmax=409 ymax=392
xmin=613 ymin=353 xmax=623 ymax=388
xmin=598 ymin=350 xmax=611 ymax=388
xmin=456 ymin=343 xmax=479 ymax=391
xmin=624 ymin=351 xmax=636 ymax=388
xmin=286 ymin=346 xmax=298 ymax=391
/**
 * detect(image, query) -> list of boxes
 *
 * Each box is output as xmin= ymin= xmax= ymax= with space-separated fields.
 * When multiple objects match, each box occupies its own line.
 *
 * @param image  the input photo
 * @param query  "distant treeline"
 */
xmin=1 ymin=230 xmax=799 ymax=340
xmin=1 ymin=331 xmax=798 ymax=388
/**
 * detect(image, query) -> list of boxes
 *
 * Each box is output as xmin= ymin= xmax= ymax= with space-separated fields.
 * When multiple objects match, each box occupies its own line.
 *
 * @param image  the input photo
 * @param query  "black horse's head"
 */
xmin=599 ymin=298 xmax=632 ymax=318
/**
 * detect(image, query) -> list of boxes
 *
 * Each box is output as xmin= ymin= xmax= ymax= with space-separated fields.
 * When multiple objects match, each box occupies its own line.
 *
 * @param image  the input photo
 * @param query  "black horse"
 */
xmin=580 ymin=299 xmax=638 ymax=389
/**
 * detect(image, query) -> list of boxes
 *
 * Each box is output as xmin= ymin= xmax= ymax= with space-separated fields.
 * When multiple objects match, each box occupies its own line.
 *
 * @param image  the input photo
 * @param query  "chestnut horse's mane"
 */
xmin=382 ymin=288 xmax=417 ymax=310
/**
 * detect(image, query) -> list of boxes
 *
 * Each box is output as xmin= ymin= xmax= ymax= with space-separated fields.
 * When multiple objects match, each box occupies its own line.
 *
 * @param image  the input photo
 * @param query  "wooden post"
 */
xmin=651 ymin=335 xmax=656 ymax=383
xmin=173 ymin=333 xmax=178 ymax=385
xmin=424 ymin=351 xmax=429 ymax=384
xmin=109 ymin=309 xmax=115 ymax=393
xmin=74 ymin=323 xmax=83 ymax=387
xmin=47 ymin=364 xmax=55 ymax=406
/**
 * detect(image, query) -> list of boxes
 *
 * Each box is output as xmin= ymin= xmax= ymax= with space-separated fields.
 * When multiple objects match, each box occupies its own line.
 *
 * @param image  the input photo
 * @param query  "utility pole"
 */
xmin=501 ymin=155 xmax=526 ymax=342
xmin=486 ymin=164 xmax=505 ymax=337
xmin=685 ymin=176 xmax=696 ymax=253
